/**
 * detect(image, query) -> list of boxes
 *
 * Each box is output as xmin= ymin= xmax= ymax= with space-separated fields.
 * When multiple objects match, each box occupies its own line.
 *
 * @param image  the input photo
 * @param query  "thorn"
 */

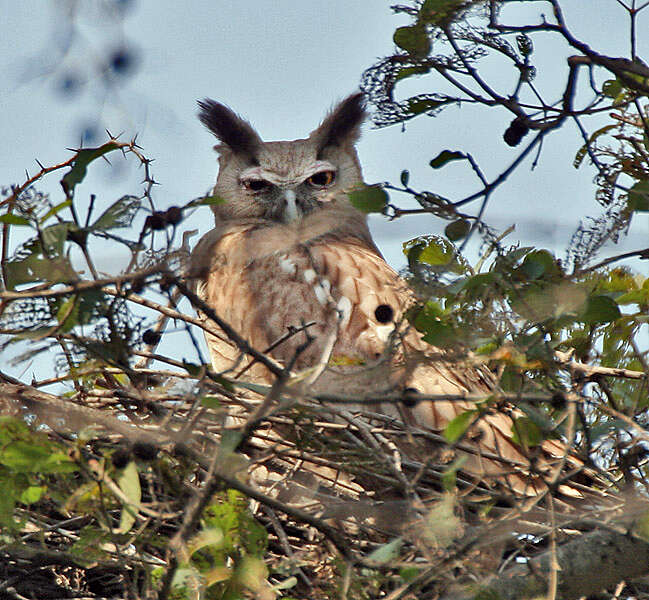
xmin=35 ymin=158 xmax=45 ymax=170
xmin=102 ymin=155 xmax=113 ymax=166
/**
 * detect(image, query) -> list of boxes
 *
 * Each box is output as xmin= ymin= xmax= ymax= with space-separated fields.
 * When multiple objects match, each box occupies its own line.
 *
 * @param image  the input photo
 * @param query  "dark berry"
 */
xmin=164 ymin=206 xmax=183 ymax=225
xmin=402 ymin=387 xmax=421 ymax=408
xmin=159 ymin=275 xmax=174 ymax=292
xmin=132 ymin=441 xmax=158 ymax=462
xmin=142 ymin=329 xmax=161 ymax=345
xmin=374 ymin=304 xmax=394 ymax=323
xmin=145 ymin=213 xmax=166 ymax=231
xmin=130 ymin=278 xmax=145 ymax=294
xmin=111 ymin=448 xmax=131 ymax=469
xmin=503 ymin=117 xmax=530 ymax=147
xmin=550 ymin=392 xmax=567 ymax=410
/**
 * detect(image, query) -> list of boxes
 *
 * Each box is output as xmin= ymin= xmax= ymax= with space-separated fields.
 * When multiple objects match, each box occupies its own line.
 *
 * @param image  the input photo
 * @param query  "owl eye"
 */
xmin=306 ymin=170 xmax=336 ymax=188
xmin=242 ymin=178 xmax=271 ymax=192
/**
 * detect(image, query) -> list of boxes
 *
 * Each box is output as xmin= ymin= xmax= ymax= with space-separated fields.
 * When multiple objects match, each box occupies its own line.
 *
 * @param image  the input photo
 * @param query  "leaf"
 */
xmin=39 ymin=199 xmax=71 ymax=224
xmin=189 ymin=194 xmax=227 ymax=207
xmin=511 ymin=417 xmax=542 ymax=448
xmin=520 ymin=249 xmax=556 ymax=280
xmin=394 ymin=65 xmax=431 ymax=83
xmin=366 ymin=537 xmax=403 ymax=565
xmin=445 ymin=218 xmax=470 ymax=241
xmin=400 ymin=170 xmax=410 ymax=186
xmin=441 ymin=455 xmax=468 ymax=491
xmin=573 ymin=124 xmax=616 ymax=169
xmin=393 ymin=24 xmax=431 ymax=57
xmin=602 ymin=78 xmax=623 ymax=98
xmin=187 ymin=527 xmax=225 ymax=557
xmin=443 ymin=409 xmax=476 ymax=443
xmin=419 ymin=0 xmax=466 ymax=26
xmin=629 ymin=180 xmax=649 ymax=212
xmin=56 ymin=295 xmax=78 ymax=332
xmin=347 ymin=185 xmax=388 ymax=213
xmin=419 ymin=239 xmax=454 ymax=266
xmin=91 ymin=195 xmax=142 ymax=230
xmin=430 ymin=150 xmax=465 ymax=169
xmin=0 ymin=213 xmax=31 ymax=226
xmin=182 ymin=360 xmax=204 ymax=377
xmin=115 ymin=460 xmax=141 ymax=534
xmin=410 ymin=300 xmax=444 ymax=332
xmin=60 ymin=141 xmax=120 ymax=197
xmin=407 ymin=97 xmax=452 ymax=115
xmin=581 ymin=295 xmax=621 ymax=324
xmin=19 ymin=485 xmax=46 ymax=505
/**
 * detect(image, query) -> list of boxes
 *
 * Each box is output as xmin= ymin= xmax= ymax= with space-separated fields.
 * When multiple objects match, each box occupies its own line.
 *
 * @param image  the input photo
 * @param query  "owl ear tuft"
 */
xmin=197 ymin=99 xmax=262 ymax=162
xmin=311 ymin=93 xmax=367 ymax=154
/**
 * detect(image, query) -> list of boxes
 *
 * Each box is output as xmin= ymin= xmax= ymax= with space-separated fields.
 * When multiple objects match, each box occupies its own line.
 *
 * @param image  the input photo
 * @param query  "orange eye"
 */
xmin=242 ymin=178 xmax=271 ymax=192
xmin=307 ymin=170 xmax=335 ymax=187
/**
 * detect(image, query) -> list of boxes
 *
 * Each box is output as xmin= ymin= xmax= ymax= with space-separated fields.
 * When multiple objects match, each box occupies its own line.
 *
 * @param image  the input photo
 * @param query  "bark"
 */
xmin=463 ymin=529 xmax=649 ymax=600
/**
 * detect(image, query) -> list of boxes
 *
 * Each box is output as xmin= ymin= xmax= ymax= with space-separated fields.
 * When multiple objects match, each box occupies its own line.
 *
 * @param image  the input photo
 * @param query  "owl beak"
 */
xmin=282 ymin=189 xmax=300 ymax=223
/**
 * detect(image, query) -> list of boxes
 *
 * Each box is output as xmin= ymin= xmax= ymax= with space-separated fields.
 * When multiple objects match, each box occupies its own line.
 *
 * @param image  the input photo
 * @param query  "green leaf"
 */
xmin=60 ymin=141 xmax=120 ymax=197
xmin=520 ymin=249 xmax=556 ymax=280
xmin=182 ymin=360 xmax=204 ymax=377
xmin=443 ymin=409 xmax=476 ymax=443
xmin=393 ymin=24 xmax=431 ymax=57
xmin=430 ymin=150 xmax=465 ymax=169
xmin=511 ymin=417 xmax=542 ymax=448
xmin=629 ymin=180 xmax=649 ymax=212
xmin=187 ymin=527 xmax=225 ymax=556
xmin=400 ymin=170 xmax=410 ymax=186
xmin=445 ymin=218 xmax=470 ymax=241
xmin=441 ymin=455 xmax=468 ymax=491
xmin=573 ymin=124 xmax=616 ymax=169
xmin=581 ymin=295 xmax=621 ymax=324
xmin=91 ymin=195 xmax=142 ymax=230
xmin=0 ymin=213 xmax=31 ymax=226
xmin=394 ymin=65 xmax=431 ymax=83
xmin=39 ymin=199 xmax=72 ymax=224
xmin=56 ymin=295 xmax=78 ymax=332
xmin=115 ymin=460 xmax=141 ymax=534
xmin=190 ymin=194 xmax=227 ymax=207
xmin=419 ymin=0 xmax=466 ymax=26
xmin=418 ymin=238 xmax=454 ymax=266
xmin=366 ymin=537 xmax=403 ymax=565
xmin=347 ymin=185 xmax=388 ymax=213
xmin=407 ymin=97 xmax=452 ymax=115
xmin=602 ymin=79 xmax=623 ymax=98
xmin=19 ymin=485 xmax=46 ymax=505
xmin=410 ymin=300 xmax=444 ymax=332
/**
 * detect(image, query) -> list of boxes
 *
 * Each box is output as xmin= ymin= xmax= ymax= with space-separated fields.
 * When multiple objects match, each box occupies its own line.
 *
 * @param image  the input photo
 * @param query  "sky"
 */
xmin=1 ymin=0 xmax=648 ymax=379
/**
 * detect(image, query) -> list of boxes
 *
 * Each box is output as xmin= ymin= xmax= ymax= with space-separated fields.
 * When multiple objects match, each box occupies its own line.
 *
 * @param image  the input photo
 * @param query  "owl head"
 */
xmin=197 ymin=94 xmax=366 ymax=223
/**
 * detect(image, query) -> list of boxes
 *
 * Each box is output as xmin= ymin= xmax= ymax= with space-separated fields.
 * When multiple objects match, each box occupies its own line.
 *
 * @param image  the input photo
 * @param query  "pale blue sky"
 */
xmin=1 ymin=1 xmax=647 ymax=378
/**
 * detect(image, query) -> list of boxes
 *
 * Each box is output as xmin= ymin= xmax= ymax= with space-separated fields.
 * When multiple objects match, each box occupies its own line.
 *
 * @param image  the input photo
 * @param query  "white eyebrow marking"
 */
xmin=284 ymin=189 xmax=299 ymax=222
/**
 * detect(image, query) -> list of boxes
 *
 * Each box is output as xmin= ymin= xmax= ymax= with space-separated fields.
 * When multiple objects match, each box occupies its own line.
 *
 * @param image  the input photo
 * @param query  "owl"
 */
xmin=189 ymin=93 xmax=585 ymax=497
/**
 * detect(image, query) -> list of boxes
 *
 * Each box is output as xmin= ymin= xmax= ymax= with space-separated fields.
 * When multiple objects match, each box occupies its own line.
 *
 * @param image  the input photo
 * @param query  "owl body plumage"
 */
xmin=189 ymin=94 xmax=591 ymax=497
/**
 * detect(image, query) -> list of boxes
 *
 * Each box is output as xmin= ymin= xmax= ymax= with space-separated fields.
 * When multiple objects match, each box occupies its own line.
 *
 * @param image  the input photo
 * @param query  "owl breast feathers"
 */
xmin=188 ymin=93 xmax=588 ymax=496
